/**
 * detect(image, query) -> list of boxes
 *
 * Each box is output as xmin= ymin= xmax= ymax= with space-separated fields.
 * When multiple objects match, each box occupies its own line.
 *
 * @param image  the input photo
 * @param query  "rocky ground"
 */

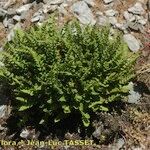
xmin=0 ymin=0 xmax=150 ymax=150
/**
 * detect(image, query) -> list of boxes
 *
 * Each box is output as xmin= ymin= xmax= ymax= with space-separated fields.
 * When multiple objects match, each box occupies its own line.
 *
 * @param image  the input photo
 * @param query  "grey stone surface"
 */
xmin=71 ymin=1 xmax=96 ymax=25
xmin=123 ymin=34 xmax=140 ymax=52
xmin=92 ymin=126 xmax=102 ymax=139
xmin=13 ymin=15 xmax=21 ymax=22
xmin=123 ymin=11 xmax=135 ymax=22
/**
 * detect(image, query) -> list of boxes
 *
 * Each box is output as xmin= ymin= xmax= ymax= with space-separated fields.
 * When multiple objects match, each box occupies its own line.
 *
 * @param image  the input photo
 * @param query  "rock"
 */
xmin=112 ymin=138 xmax=125 ymax=150
xmin=44 ymin=0 xmax=64 ymax=5
xmin=97 ymin=15 xmax=108 ymax=26
xmin=137 ymin=17 xmax=147 ymax=25
xmin=13 ymin=15 xmax=21 ymax=22
xmin=123 ymin=11 xmax=135 ymax=22
xmin=16 ymin=4 xmax=32 ymax=15
xmin=7 ymin=23 xmax=21 ymax=41
xmin=108 ymin=16 xmax=117 ymax=25
xmin=128 ymin=2 xmax=145 ymax=15
xmin=20 ymin=128 xmax=30 ymax=139
xmin=31 ymin=10 xmax=44 ymax=23
xmin=115 ymin=23 xmax=128 ymax=33
xmin=58 ymin=5 xmax=68 ymax=15
xmin=105 ymin=9 xmax=118 ymax=17
xmin=3 ymin=0 xmax=16 ymax=9
xmin=103 ymin=0 xmax=114 ymax=4
xmin=7 ymin=8 xmax=16 ymax=16
xmin=83 ymin=0 xmax=95 ymax=7
xmin=43 ymin=4 xmax=58 ymax=14
xmin=123 ymin=34 xmax=140 ymax=52
xmin=20 ymin=128 xmax=40 ymax=139
xmin=127 ymin=21 xmax=144 ymax=32
xmin=71 ymin=1 xmax=96 ymax=25
xmin=3 ymin=17 xmax=14 ymax=29
xmin=0 ymin=8 xmax=7 ymax=19
xmin=0 ymin=105 xmax=7 ymax=118
xmin=92 ymin=126 xmax=102 ymax=139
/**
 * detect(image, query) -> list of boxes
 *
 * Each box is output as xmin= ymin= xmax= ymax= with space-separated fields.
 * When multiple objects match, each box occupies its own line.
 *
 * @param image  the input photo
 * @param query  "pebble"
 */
xmin=31 ymin=10 xmax=44 ymax=23
xmin=103 ymin=0 xmax=114 ymax=4
xmin=97 ymin=16 xmax=108 ymax=26
xmin=128 ymin=2 xmax=145 ymax=15
xmin=16 ymin=4 xmax=32 ymax=15
xmin=13 ymin=15 xmax=21 ymax=22
xmin=108 ymin=16 xmax=117 ymax=25
xmin=105 ymin=9 xmax=118 ymax=17
xmin=44 ymin=0 xmax=64 ymax=5
xmin=7 ymin=23 xmax=21 ymax=41
xmin=0 ymin=105 xmax=7 ymax=118
xmin=92 ymin=126 xmax=102 ymax=139
xmin=0 ymin=8 xmax=7 ymax=19
xmin=43 ymin=4 xmax=58 ymax=14
xmin=123 ymin=34 xmax=140 ymax=52
xmin=123 ymin=11 xmax=136 ymax=22
xmin=71 ymin=1 xmax=96 ymax=25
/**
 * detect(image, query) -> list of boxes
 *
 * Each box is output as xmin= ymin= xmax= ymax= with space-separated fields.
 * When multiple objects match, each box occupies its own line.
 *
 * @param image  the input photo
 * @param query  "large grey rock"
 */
xmin=128 ymin=2 xmax=145 ymax=15
xmin=71 ymin=1 xmax=96 ymax=25
xmin=16 ymin=4 xmax=32 ymax=15
xmin=123 ymin=34 xmax=140 ymax=52
xmin=103 ymin=0 xmax=114 ymax=4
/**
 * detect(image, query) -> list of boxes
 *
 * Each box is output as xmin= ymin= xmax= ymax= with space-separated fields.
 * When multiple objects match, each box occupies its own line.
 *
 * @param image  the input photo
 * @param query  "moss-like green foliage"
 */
xmin=0 ymin=19 xmax=138 ymax=127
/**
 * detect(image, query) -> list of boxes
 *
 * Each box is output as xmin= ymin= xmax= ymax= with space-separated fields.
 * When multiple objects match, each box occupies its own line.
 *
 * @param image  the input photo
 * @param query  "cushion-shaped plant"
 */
xmin=0 ymin=19 xmax=138 ymax=127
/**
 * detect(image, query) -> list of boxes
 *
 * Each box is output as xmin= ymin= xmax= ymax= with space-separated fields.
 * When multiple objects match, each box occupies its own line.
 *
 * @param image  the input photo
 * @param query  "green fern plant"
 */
xmin=0 ymin=19 xmax=138 ymax=127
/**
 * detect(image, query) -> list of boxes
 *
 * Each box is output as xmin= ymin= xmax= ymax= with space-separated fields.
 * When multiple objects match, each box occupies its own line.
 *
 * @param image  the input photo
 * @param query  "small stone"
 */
xmin=123 ymin=11 xmax=135 ymax=22
xmin=128 ymin=2 xmax=145 ymax=15
xmin=138 ymin=17 xmax=147 ymax=25
xmin=43 ymin=4 xmax=58 ymax=14
xmin=16 ymin=4 xmax=32 ymax=15
xmin=44 ymin=0 xmax=64 ymax=5
xmin=20 ymin=129 xmax=30 ymax=139
xmin=0 ymin=105 xmax=7 ymax=118
xmin=31 ymin=10 xmax=44 ymax=23
xmin=123 ymin=34 xmax=140 ymax=52
xmin=3 ymin=17 xmax=14 ymax=28
xmin=7 ymin=8 xmax=16 ymax=16
xmin=109 ymin=16 xmax=117 ymax=25
xmin=0 ymin=8 xmax=7 ymax=19
xmin=58 ymin=5 xmax=68 ymax=15
xmin=71 ymin=1 xmax=96 ymax=25
xmin=97 ymin=16 xmax=108 ymax=26
xmin=3 ymin=0 xmax=16 ymax=9
xmin=103 ymin=0 xmax=114 ymax=4
xmin=83 ymin=0 xmax=95 ymax=7
xmin=13 ymin=15 xmax=21 ymax=22
xmin=105 ymin=9 xmax=118 ymax=17
xmin=92 ymin=126 xmax=102 ymax=139
xmin=112 ymin=138 xmax=125 ymax=150
xmin=7 ymin=23 xmax=21 ymax=41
